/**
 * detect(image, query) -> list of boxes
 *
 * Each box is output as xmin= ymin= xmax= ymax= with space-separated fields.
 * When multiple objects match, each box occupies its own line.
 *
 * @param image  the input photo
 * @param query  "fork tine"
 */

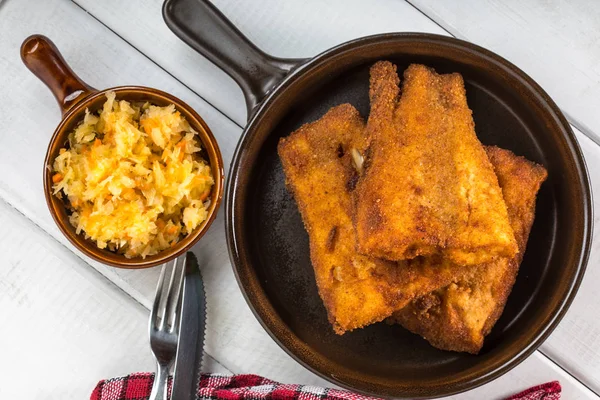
xmin=150 ymin=263 xmax=166 ymax=331
xmin=151 ymin=259 xmax=175 ymax=331
xmin=158 ymin=258 xmax=178 ymax=330
xmin=148 ymin=256 xmax=185 ymax=400
xmin=169 ymin=254 xmax=187 ymax=332
xmin=165 ymin=255 xmax=186 ymax=332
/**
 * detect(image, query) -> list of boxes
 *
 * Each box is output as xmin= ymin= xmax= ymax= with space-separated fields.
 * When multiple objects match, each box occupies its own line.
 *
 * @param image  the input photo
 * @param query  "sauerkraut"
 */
xmin=52 ymin=91 xmax=214 ymax=258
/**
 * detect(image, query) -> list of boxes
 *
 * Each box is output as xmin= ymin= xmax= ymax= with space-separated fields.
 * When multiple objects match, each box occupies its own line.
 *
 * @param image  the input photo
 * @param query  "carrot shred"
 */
xmin=140 ymin=119 xmax=154 ymax=135
xmin=52 ymin=173 xmax=63 ymax=183
xmin=177 ymin=140 xmax=187 ymax=161
xmin=199 ymin=189 xmax=211 ymax=201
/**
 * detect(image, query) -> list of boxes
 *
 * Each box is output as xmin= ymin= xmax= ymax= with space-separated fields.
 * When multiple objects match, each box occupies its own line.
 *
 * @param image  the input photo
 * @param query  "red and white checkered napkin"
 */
xmin=90 ymin=373 xmax=561 ymax=400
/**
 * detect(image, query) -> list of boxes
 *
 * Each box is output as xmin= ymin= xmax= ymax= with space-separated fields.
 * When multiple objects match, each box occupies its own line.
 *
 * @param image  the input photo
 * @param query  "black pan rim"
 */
xmin=224 ymin=32 xmax=593 ymax=398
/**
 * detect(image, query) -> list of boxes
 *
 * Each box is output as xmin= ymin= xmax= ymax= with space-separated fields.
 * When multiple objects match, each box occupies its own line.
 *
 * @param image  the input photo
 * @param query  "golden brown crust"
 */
xmin=354 ymin=62 xmax=518 ymax=265
xmin=390 ymin=146 xmax=547 ymax=353
xmin=278 ymin=104 xmax=475 ymax=334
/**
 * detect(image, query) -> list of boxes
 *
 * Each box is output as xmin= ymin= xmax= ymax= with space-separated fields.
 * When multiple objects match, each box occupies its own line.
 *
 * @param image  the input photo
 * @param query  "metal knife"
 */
xmin=172 ymin=252 xmax=207 ymax=400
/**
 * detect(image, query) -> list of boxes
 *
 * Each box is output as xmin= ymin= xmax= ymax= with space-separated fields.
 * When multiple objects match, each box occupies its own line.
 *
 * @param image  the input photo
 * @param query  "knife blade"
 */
xmin=172 ymin=252 xmax=207 ymax=400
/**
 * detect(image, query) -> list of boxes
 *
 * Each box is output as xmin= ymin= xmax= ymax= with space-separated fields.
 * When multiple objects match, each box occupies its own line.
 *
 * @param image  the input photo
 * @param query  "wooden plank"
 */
xmin=71 ymin=0 xmax=600 ymax=393
xmin=450 ymin=352 xmax=599 ymax=400
xmin=72 ymin=0 xmax=447 ymax=125
xmin=73 ymin=0 xmax=600 ymax=144
xmin=0 ymin=200 xmax=153 ymax=399
xmin=0 ymin=0 xmax=240 ymax=306
xmin=0 ymin=195 xmax=595 ymax=400
xmin=2 ymin=0 xmax=600 ymax=397
xmin=406 ymin=0 xmax=600 ymax=143
xmin=0 ymin=197 xmax=229 ymax=399
xmin=0 ymin=0 xmax=328 ymax=386
xmin=539 ymin=130 xmax=600 ymax=393
xmin=398 ymin=1 xmax=600 ymax=393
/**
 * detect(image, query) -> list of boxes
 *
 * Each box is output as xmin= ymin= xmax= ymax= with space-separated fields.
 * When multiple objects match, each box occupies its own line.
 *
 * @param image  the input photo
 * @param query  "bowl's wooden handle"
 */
xmin=21 ymin=35 xmax=96 ymax=116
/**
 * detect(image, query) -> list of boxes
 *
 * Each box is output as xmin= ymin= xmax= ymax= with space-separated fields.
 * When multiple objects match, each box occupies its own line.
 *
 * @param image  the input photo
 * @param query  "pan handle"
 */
xmin=163 ymin=0 xmax=306 ymax=120
xmin=21 ymin=35 xmax=96 ymax=116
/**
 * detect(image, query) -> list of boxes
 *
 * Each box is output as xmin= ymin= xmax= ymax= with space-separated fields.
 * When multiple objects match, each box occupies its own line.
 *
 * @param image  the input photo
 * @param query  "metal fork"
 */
xmin=148 ymin=255 xmax=186 ymax=400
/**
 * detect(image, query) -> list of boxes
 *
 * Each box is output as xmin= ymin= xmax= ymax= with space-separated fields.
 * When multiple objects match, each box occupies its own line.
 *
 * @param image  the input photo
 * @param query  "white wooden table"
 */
xmin=1 ymin=1 xmax=600 ymax=399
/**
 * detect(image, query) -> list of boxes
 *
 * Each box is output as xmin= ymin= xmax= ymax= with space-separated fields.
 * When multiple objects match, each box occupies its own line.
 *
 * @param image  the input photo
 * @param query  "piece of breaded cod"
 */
xmin=390 ymin=147 xmax=547 ymax=353
xmin=354 ymin=62 xmax=517 ymax=266
xmin=278 ymin=104 xmax=476 ymax=334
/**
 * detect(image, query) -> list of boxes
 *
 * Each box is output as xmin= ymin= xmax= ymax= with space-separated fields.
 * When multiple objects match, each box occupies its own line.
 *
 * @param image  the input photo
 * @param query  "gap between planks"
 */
xmin=404 ymin=0 xmax=600 ymax=149
xmin=22 ymin=0 xmax=600 ymax=394
xmin=70 ymin=0 xmax=243 ymax=131
xmin=403 ymin=0 xmax=600 ymax=395
xmin=538 ymin=348 xmax=600 ymax=398
xmin=0 ymin=194 xmax=232 ymax=375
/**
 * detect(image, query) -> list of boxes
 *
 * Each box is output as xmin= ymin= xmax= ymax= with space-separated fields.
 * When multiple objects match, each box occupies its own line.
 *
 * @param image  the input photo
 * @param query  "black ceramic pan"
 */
xmin=163 ymin=0 xmax=592 ymax=398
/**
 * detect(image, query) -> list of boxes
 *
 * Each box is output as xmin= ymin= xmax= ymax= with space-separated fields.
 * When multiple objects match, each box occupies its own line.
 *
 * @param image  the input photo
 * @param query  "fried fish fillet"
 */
xmin=278 ymin=104 xmax=476 ymax=334
xmin=354 ymin=62 xmax=517 ymax=265
xmin=390 ymin=147 xmax=547 ymax=353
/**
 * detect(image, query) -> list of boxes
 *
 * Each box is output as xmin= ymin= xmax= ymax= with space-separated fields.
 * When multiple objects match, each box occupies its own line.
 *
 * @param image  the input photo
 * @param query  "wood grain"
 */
xmin=407 ymin=0 xmax=600 ymax=144
xmin=0 ymin=197 xmax=230 ymax=399
xmin=70 ymin=0 xmax=600 ymax=393
xmin=0 ymin=192 xmax=594 ymax=398
xmin=1 ymin=0 xmax=600 ymax=398
xmin=73 ymin=0 xmax=447 ymax=125
xmin=401 ymin=1 xmax=600 ymax=393
xmin=0 ymin=0 xmax=328 ymax=388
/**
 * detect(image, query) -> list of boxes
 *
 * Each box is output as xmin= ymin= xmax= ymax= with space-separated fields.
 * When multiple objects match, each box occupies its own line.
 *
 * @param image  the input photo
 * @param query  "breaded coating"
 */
xmin=390 ymin=147 xmax=547 ymax=353
xmin=354 ymin=62 xmax=517 ymax=265
xmin=278 ymin=104 xmax=474 ymax=334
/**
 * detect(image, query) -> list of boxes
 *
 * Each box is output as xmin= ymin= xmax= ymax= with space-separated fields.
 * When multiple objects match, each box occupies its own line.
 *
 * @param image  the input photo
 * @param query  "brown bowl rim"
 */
xmin=44 ymin=86 xmax=224 ymax=269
